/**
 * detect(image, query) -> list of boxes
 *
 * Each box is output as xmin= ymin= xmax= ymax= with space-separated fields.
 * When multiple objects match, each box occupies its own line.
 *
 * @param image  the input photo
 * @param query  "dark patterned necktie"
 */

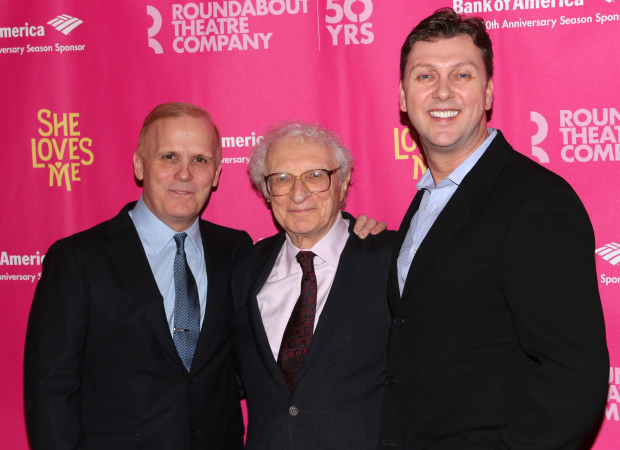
xmin=172 ymin=232 xmax=200 ymax=372
xmin=277 ymin=251 xmax=317 ymax=391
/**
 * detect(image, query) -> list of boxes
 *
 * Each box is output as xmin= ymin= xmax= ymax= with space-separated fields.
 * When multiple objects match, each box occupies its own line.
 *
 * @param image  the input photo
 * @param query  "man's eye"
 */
xmin=456 ymin=73 xmax=470 ymax=79
xmin=195 ymin=158 xmax=205 ymax=163
xmin=163 ymin=155 xmax=174 ymax=159
xmin=418 ymin=74 xmax=431 ymax=80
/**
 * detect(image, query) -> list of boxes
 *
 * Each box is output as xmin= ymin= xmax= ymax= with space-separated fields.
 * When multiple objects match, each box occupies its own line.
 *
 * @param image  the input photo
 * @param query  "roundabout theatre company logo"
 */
xmin=529 ymin=108 xmax=620 ymax=164
xmin=147 ymin=1 xmax=311 ymax=54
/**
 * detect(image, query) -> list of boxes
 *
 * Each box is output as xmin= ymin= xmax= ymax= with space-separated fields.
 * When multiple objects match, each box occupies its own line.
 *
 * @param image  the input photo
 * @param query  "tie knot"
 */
xmin=173 ymin=233 xmax=187 ymax=254
xmin=295 ymin=251 xmax=315 ymax=273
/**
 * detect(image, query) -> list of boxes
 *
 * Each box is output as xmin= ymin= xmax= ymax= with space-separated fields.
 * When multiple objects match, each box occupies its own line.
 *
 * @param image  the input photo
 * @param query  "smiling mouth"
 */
xmin=429 ymin=110 xmax=459 ymax=119
xmin=171 ymin=190 xmax=193 ymax=195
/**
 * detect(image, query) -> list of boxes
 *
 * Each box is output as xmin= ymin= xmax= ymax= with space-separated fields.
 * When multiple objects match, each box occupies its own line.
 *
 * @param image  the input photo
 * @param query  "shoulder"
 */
xmin=200 ymin=220 xmax=253 ymax=251
xmin=491 ymin=142 xmax=583 ymax=210
xmin=46 ymin=217 xmax=114 ymax=257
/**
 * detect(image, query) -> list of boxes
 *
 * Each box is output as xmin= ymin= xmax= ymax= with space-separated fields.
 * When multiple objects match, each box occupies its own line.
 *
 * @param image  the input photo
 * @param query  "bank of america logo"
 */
xmin=47 ymin=15 xmax=83 ymax=35
xmin=596 ymin=243 xmax=620 ymax=265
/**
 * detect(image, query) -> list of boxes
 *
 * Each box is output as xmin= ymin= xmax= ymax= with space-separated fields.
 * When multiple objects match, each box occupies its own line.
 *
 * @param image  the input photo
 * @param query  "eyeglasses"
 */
xmin=264 ymin=167 xmax=340 ymax=196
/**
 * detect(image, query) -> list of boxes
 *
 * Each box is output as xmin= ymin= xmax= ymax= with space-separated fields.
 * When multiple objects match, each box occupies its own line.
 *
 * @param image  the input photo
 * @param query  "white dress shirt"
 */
xmin=257 ymin=216 xmax=350 ymax=360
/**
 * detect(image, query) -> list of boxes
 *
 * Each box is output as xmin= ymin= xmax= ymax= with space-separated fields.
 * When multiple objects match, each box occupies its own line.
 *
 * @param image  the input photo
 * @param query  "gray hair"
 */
xmin=248 ymin=121 xmax=354 ymax=200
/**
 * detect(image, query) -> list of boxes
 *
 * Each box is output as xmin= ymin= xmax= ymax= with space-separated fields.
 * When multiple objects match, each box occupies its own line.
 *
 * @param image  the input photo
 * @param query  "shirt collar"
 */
xmin=129 ymin=196 xmax=202 ymax=255
xmin=416 ymin=128 xmax=497 ymax=191
xmin=282 ymin=214 xmax=350 ymax=276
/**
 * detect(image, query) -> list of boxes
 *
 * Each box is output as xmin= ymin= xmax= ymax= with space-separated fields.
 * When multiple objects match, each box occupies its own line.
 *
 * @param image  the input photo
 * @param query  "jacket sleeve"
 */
xmin=497 ymin=182 xmax=609 ymax=450
xmin=24 ymin=240 xmax=88 ymax=450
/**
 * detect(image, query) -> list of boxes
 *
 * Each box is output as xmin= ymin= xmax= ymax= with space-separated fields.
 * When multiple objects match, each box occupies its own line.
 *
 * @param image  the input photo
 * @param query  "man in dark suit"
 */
xmin=232 ymin=122 xmax=394 ymax=450
xmin=24 ymin=103 xmax=252 ymax=450
xmin=378 ymin=8 xmax=609 ymax=450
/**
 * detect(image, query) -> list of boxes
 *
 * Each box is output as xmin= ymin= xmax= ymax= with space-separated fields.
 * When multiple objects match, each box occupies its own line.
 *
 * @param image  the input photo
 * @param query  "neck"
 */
xmin=423 ymin=127 xmax=489 ymax=186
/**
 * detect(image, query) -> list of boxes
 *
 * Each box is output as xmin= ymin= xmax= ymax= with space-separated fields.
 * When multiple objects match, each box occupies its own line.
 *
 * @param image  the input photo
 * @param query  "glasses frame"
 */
xmin=264 ymin=167 xmax=340 ymax=197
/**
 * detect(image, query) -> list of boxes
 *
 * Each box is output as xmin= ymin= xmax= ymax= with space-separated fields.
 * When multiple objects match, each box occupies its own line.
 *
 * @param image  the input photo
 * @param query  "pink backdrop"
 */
xmin=1 ymin=1 xmax=619 ymax=448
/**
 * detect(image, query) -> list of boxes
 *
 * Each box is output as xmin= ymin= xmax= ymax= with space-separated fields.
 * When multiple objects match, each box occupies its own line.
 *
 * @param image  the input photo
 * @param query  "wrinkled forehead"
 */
xmin=266 ymin=137 xmax=337 ymax=173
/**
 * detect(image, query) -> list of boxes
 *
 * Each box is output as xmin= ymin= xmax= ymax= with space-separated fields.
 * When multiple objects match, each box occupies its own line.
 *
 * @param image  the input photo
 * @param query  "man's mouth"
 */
xmin=171 ymin=190 xmax=193 ymax=195
xmin=429 ymin=110 xmax=459 ymax=119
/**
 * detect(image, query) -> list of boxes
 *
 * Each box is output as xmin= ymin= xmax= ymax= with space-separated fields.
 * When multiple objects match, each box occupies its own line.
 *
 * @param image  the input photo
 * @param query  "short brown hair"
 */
xmin=400 ymin=7 xmax=493 ymax=81
xmin=136 ymin=102 xmax=222 ymax=160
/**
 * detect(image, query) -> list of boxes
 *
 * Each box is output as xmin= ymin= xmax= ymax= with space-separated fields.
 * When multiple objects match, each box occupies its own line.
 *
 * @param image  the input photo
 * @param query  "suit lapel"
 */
xmin=399 ymin=188 xmax=472 ymax=302
xmin=397 ymin=131 xmax=513 ymax=306
xmin=389 ymin=190 xmax=424 ymax=311
xmin=189 ymin=221 xmax=232 ymax=376
xmin=104 ymin=204 xmax=186 ymax=372
xmin=294 ymin=223 xmax=372 ymax=387
xmin=247 ymin=234 xmax=291 ymax=394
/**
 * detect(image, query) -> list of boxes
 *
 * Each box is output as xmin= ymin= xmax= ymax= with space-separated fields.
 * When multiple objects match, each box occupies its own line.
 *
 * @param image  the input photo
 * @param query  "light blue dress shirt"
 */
xmin=128 ymin=197 xmax=208 ymax=334
xmin=397 ymin=129 xmax=498 ymax=295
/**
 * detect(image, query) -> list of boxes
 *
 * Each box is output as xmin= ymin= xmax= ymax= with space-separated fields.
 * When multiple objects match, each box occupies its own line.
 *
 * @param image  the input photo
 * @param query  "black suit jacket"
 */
xmin=232 ymin=215 xmax=395 ymax=450
xmin=24 ymin=202 xmax=252 ymax=450
xmin=378 ymin=132 xmax=609 ymax=450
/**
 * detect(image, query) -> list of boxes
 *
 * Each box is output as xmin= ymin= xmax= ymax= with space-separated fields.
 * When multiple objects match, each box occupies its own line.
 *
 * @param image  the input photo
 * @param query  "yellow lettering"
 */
xmin=69 ymin=113 xmax=80 ymax=136
xmin=71 ymin=162 xmax=81 ymax=181
xmin=394 ymin=128 xmax=408 ymax=160
xmin=49 ymin=162 xmax=72 ymax=191
xmin=52 ymin=138 xmax=67 ymax=160
xmin=79 ymin=138 xmax=94 ymax=165
xmin=53 ymin=113 xmax=68 ymax=137
xmin=38 ymin=109 xmax=52 ymax=136
xmin=412 ymin=155 xmax=427 ymax=180
xmin=37 ymin=138 xmax=53 ymax=161
xmin=69 ymin=138 xmax=80 ymax=159
xmin=32 ymin=138 xmax=44 ymax=168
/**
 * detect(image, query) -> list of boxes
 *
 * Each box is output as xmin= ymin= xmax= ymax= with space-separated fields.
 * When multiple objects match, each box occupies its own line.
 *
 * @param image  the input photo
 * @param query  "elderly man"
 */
xmin=378 ymin=8 xmax=609 ymax=450
xmin=232 ymin=122 xmax=395 ymax=450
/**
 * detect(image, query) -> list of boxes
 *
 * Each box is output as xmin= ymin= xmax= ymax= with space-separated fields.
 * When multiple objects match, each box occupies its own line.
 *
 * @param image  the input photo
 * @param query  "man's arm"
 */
xmin=24 ymin=240 xmax=88 ymax=450
xmin=498 ymin=182 xmax=609 ymax=450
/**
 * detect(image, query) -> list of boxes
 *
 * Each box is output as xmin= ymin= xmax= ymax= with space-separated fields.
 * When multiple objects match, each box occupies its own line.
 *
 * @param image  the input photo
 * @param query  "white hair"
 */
xmin=248 ymin=121 xmax=354 ymax=201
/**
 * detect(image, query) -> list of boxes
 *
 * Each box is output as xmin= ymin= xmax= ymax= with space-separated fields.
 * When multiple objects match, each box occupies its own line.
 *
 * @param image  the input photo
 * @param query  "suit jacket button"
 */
xmin=385 ymin=376 xmax=396 ymax=387
xmin=188 ymin=378 xmax=193 ymax=385
xmin=191 ymin=430 xmax=197 ymax=437
xmin=393 ymin=316 xmax=405 ymax=326
xmin=289 ymin=406 xmax=299 ymax=416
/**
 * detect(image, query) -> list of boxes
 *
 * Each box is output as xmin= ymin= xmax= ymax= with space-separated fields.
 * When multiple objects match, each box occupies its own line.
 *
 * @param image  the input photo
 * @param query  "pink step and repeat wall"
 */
xmin=1 ymin=0 xmax=619 ymax=448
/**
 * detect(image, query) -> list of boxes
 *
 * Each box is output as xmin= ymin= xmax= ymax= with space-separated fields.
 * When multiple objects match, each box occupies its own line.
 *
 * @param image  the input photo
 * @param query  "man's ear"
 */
xmin=339 ymin=173 xmax=351 ymax=202
xmin=212 ymin=163 xmax=222 ymax=187
xmin=133 ymin=152 xmax=144 ymax=181
xmin=485 ymin=77 xmax=494 ymax=111
xmin=399 ymin=81 xmax=408 ymax=113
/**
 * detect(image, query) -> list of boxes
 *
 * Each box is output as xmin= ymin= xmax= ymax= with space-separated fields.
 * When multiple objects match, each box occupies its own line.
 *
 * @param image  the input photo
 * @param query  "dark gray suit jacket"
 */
xmin=378 ymin=131 xmax=609 ymax=450
xmin=232 ymin=215 xmax=395 ymax=450
xmin=24 ymin=202 xmax=252 ymax=450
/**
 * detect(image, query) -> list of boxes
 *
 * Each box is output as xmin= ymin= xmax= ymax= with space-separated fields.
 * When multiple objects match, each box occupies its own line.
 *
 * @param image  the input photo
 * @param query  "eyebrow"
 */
xmin=411 ymin=61 xmax=478 ymax=70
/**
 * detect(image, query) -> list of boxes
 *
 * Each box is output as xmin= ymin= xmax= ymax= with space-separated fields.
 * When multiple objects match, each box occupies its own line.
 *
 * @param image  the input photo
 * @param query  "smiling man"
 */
xmin=232 ymin=122 xmax=395 ymax=450
xmin=378 ymin=8 xmax=609 ymax=450
xmin=24 ymin=103 xmax=252 ymax=450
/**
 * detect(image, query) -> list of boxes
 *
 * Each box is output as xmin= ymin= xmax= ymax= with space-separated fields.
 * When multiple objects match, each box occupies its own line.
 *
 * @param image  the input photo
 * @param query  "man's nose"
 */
xmin=433 ymin=77 xmax=455 ymax=102
xmin=175 ymin=160 xmax=193 ymax=181
xmin=289 ymin=178 xmax=311 ymax=204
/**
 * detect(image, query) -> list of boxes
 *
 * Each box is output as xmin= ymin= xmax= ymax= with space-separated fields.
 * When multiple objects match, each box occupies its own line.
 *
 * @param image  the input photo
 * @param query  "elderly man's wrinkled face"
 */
xmin=134 ymin=116 xmax=222 ymax=232
xmin=264 ymin=137 xmax=349 ymax=249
